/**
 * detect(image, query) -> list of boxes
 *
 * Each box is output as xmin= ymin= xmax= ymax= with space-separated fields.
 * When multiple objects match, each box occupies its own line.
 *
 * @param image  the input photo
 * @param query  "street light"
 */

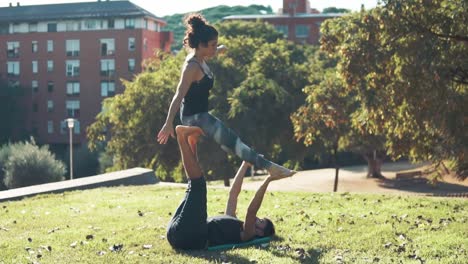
xmin=66 ymin=118 xmax=75 ymax=180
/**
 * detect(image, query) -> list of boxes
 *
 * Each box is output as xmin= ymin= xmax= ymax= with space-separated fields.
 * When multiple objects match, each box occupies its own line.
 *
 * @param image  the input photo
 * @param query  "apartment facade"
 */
xmin=223 ymin=0 xmax=342 ymax=45
xmin=0 ymin=0 xmax=172 ymax=145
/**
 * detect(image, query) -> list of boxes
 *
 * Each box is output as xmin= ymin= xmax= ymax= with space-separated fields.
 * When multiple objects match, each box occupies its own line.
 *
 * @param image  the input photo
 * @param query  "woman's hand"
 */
xmin=157 ymin=123 xmax=175 ymax=144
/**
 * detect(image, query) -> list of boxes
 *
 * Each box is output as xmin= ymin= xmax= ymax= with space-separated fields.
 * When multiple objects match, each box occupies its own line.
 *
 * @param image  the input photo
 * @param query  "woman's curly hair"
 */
xmin=183 ymin=13 xmax=218 ymax=49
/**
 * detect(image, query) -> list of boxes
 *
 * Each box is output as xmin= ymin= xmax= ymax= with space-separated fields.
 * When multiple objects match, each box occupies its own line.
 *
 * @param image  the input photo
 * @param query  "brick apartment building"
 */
xmin=0 ymin=0 xmax=172 ymax=146
xmin=223 ymin=0 xmax=342 ymax=45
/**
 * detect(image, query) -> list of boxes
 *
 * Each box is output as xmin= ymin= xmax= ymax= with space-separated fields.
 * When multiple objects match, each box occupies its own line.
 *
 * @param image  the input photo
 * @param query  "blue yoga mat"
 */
xmin=207 ymin=236 xmax=271 ymax=251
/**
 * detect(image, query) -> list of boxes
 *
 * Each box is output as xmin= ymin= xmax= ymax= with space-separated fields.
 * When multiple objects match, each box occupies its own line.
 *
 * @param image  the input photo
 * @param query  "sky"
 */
xmin=0 ymin=0 xmax=380 ymax=17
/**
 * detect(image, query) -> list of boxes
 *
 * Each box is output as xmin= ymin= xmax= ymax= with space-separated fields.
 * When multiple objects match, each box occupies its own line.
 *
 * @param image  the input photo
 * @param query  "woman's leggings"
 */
xmin=181 ymin=112 xmax=272 ymax=169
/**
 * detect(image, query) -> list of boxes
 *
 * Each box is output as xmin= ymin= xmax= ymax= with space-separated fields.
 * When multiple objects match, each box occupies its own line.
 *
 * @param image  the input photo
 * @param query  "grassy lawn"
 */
xmin=0 ymin=185 xmax=466 ymax=263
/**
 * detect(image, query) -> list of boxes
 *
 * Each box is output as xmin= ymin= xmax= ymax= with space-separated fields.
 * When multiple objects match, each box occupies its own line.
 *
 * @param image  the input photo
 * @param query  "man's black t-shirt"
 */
xmin=207 ymin=215 xmax=243 ymax=246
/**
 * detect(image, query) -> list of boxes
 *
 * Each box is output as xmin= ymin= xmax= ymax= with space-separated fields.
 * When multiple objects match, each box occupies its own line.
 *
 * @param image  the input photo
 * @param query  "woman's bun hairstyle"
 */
xmin=183 ymin=13 xmax=218 ymax=49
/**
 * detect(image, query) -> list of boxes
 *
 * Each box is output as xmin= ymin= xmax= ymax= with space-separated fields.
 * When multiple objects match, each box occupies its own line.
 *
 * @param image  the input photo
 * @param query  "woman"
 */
xmin=157 ymin=13 xmax=295 ymax=179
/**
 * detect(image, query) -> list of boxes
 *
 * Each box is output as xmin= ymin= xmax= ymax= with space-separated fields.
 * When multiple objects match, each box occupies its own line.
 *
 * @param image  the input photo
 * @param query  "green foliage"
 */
xmin=163 ymin=5 xmax=274 ymax=51
xmin=320 ymin=0 xmax=468 ymax=178
xmin=88 ymin=51 xmax=182 ymax=181
xmin=0 ymin=143 xmax=11 ymax=190
xmin=64 ymin=145 xmax=100 ymax=178
xmin=2 ymin=139 xmax=66 ymax=189
xmin=322 ymin=7 xmax=351 ymax=13
xmin=0 ymin=186 xmax=466 ymax=263
xmin=0 ymin=79 xmax=26 ymax=145
xmin=88 ymin=21 xmax=313 ymax=181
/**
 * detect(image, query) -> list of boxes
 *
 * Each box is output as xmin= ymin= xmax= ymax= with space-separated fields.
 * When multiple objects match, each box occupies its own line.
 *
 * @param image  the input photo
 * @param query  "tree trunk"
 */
xmin=364 ymin=150 xmax=384 ymax=178
xmin=332 ymin=144 xmax=339 ymax=192
xmin=224 ymin=174 xmax=230 ymax=187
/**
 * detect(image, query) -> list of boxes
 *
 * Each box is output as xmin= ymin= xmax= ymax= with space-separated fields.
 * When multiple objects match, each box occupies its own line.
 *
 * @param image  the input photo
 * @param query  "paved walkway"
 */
xmin=207 ymin=162 xmax=468 ymax=197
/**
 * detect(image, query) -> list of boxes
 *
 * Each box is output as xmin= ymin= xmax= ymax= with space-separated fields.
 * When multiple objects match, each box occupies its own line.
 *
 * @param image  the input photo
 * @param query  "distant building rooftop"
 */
xmin=0 ymin=0 xmax=166 ymax=24
xmin=223 ymin=13 xmax=344 ymax=20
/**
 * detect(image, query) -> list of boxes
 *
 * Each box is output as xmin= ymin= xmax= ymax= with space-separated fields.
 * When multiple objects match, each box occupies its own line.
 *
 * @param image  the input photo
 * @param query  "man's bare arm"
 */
xmin=240 ymin=177 xmax=272 ymax=241
xmin=225 ymin=161 xmax=251 ymax=217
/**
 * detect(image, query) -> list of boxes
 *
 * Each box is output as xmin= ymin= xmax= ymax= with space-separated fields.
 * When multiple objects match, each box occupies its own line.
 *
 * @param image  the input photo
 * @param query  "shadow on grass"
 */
xmin=377 ymin=177 xmax=468 ymax=196
xmin=179 ymin=249 xmax=253 ymax=263
xmin=177 ymin=236 xmax=323 ymax=263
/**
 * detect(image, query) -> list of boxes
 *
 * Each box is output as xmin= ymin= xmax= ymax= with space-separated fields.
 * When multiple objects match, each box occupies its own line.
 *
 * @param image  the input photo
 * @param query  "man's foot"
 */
xmin=268 ymin=163 xmax=297 ymax=181
xmin=176 ymin=125 xmax=205 ymax=142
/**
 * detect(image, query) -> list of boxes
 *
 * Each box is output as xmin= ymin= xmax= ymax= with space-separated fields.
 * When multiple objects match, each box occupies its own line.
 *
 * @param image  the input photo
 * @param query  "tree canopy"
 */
xmin=320 ymin=0 xmax=467 ymax=178
xmin=88 ymin=20 xmax=312 ymax=182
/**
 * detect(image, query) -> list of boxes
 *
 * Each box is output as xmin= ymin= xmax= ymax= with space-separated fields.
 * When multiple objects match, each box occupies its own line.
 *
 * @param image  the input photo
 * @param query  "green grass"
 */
xmin=0 ymin=185 xmax=466 ymax=263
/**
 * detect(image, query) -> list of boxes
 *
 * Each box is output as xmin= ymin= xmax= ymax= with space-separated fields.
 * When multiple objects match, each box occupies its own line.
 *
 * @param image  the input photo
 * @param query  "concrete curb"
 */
xmin=0 ymin=167 xmax=157 ymax=202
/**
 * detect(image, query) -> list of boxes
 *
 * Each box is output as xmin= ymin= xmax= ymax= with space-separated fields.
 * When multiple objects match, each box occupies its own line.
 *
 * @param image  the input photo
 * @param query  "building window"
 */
xmin=66 ymin=60 xmax=80 ymax=77
xmin=100 ymin=39 xmax=115 ymax=56
xmin=100 ymin=59 xmax=115 ymax=77
xmin=32 ymin=41 xmax=38 ymax=53
xmin=66 ymin=40 xmax=80 ymax=56
xmin=47 ymin=121 xmax=54 ymax=134
xmin=7 ymin=41 xmax=20 ymax=58
xmin=32 ymin=80 xmax=38 ymax=93
xmin=128 ymin=37 xmax=135 ymax=51
xmin=47 ymin=40 xmax=54 ymax=52
xmin=154 ymin=23 xmax=161 ymax=32
xmin=144 ymin=19 xmax=148 ymax=29
xmin=61 ymin=120 xmax=79 ymax=134
xmin=7 ymin=61 xmax=20 ymax=76
xmin=66 ymin=100 xmax=80 ymax=117
xmin=66 ymin=82 xmax=80 ymax=96
xmin=47 ymin=23 xmax=57 ymax=32
xmin=48 ymin=81 xmax=54 ymax=92
xmin=295 ymin=25 xmax=309 ymax=38
xmin=47 ymin=60 xmax=54 ymax=72
xmin=0 ymin=24 xmax=8 ymax=35
xmin=275 ymin=25 xmax=288 ymax=37
xmin=29 ymin=23 xmax=38 ymax=32
xmin=125 ymin=18 xmax=135 ymax=29
xmin=47 ymin=100 xmax=54 ymax=112
xmin=108 ymin=19 xmax=115 ymax=29
xmin=85 ymin=20 xmax=97 ymax=29
xmin=128 ymin=59 xmax=135 ymax=72
xmin=66 ymin=21 xmax=80 ymax=31
xmin=8 ymin=80 xmax=20 ymax=88
xmin=101 ymin=81 xmax=115 ymax=97
xmin=144 ymin=38 xmax=147 ymax=51
xmin=12 ymin=23 xmax=21 ymax=33
xmin=32 ymin=61 xmax=38 ymax=74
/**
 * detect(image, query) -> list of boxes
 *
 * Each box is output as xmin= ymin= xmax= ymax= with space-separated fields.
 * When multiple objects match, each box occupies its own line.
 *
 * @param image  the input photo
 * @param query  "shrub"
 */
xmin=0 ymin=144 xmax=11 ymax=190
xmin=3 ymin=139 xmax=66 ymax=189
xmin=64 ymin=145 xmax=100 ymax=178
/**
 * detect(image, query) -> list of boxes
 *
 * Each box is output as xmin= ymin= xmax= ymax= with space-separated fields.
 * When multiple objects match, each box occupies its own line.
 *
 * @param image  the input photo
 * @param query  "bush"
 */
xmin=3 ymin=139 xmax=66 ymax=189
xmin=0 ymin=144 xmax=11 ymax=190
xmin=64 ymin=145 xmax=100 ymax=178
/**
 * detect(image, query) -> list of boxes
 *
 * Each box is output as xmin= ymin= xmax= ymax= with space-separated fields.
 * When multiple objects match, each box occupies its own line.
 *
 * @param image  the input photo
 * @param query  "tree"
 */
xmin=88 ymin=21 xmax=313 ymax=184
xmin=322 ymin=7 xmax=351 ymax=14
xmin=292 ymin=50 xmax=387 ymax=183
xmin=321 ymin=0 xmax=468 ymax=179
xmin=0 ymin=79 xmax=25 ymax=144
xmin=163 ymin=5 xmax=274 ymax=51
xmin=88 ymin=51 xmax=183 ymax=182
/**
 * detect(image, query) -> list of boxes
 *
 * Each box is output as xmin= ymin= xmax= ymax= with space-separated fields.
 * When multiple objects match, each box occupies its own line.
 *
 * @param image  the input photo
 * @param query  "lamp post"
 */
xmin=66 ymin=118 xmax=75 ymax=180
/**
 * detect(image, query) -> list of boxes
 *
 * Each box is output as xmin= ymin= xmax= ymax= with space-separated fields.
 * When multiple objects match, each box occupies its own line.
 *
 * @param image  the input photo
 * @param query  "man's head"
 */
xmin=254 ymin=217 xmax=275 ymax=237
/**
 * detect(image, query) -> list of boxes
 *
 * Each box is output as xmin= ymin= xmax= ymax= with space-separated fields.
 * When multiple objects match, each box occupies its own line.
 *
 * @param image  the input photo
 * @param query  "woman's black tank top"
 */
xmin=181 ymin=60 xmax=214 ymax=116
